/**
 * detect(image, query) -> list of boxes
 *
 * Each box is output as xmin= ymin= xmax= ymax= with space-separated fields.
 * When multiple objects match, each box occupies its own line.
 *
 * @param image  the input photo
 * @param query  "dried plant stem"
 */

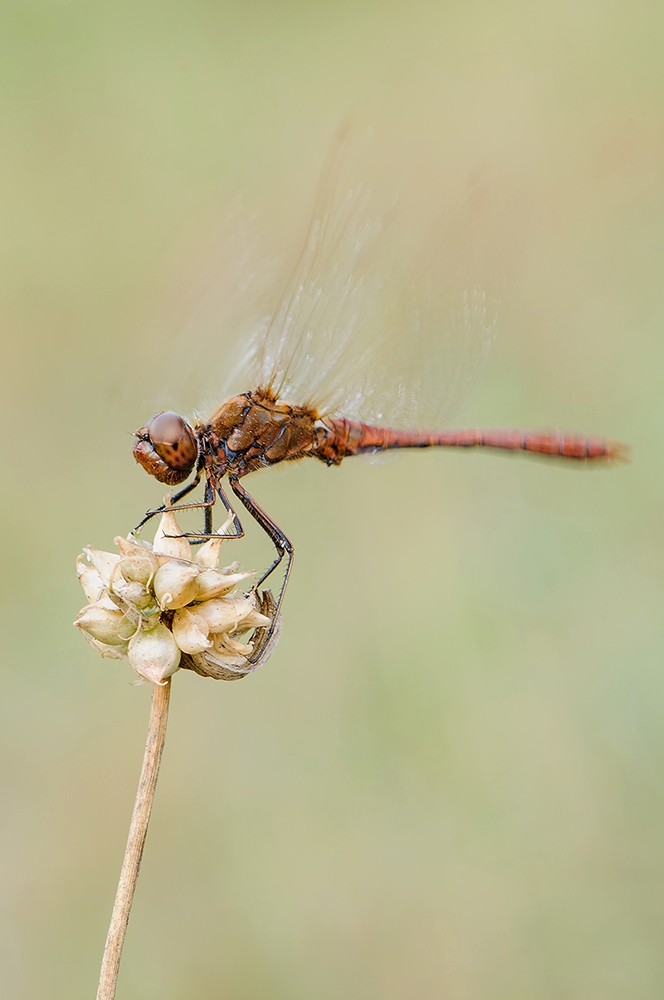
xmin=96 ymin=679 xmax=172 ymax=1000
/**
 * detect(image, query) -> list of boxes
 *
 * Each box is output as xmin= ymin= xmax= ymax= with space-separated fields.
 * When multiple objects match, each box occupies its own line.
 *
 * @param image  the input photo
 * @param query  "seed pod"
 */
xmin=97 ymin=594 xmax=124 ymax=612
xmin=153 ymin=560 xmax=200 ymax=610
xmin=195 ymin=596 xmax=243 ymax=634
xmin=128 ymin=621 xmax=181 ymax=683
xmin=171 ymin=607 xmax=212 ymax=654
xmin=195 ymin=645 xmax=247 ymax=669
xmin=196 ymin=595 xmax=266 ymax=634
xmin=193 ymin=512 xmax=235 ymax=568
xmin=193 ymin=536 xmax=224 ymax=569
xmin=75 ymin=603 xmax=138 ymax=646
xmin=194 ymin=568 xmax=254 ymax=602
xmin=152 ymin=510 xmax=192 ymax=561
xmin=236 ymin=607 xmax=272 ymax=630
xmin=83 ymin=546 xmax=120 ymax=587
xmin=211 ymin=633 xmax=253 ymax=657
xmin=118 ymin=552 xmax=159 ymax=587
xmin=76 ymin=554 xmax=106 ymax=604
xmin=79 ymin=631 xmax=130 ymax=659
xmin=110 ymin=576 xmax=159 ymax=614
xmin=115 ymin=535 xmax=154 ymax=558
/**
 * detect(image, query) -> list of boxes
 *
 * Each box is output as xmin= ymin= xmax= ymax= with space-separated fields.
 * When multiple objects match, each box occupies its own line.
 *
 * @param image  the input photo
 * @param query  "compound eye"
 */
xmin=145 ymin=411 xmax=198 ymax=472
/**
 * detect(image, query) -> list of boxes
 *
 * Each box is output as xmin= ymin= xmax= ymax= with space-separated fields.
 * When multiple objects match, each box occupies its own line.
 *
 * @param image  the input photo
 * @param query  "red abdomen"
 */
xmin=315 ymin=419 xmax=629 ymax=464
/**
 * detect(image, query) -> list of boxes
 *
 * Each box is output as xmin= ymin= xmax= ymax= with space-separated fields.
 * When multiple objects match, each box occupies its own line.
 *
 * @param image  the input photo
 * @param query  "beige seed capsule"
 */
xmin=75 ymin=603 xmax=138 ymax=646
xmin=115 ymin=535 xmax=155 ymax=558
xmin=235 ymin=607 xmax=272 ymax=631
xmin=193 ymin=512 xmax=235 ymax=568
xmin=79 ymin=632 xmax=130 ymax=660
xmin=110 ymin=576 xmax=159 ymax=615
xmin=83 ymin=546 xmax=121 ymax=587
xmin=76 ymin=554 xmax=106 ymax=604
xmin=153 ymin=560 xmax=200 ymax=610
xmin=171 ymin=607 xmax=212 ymax=654
xmin=196 ymin=595 xmax=265 ymax=634
xmin=194 ymin=568 xmax=254 ymax=602
xmin=116 ymin=549 xmax=159 ymax=587
xmin=128 ymin=621 xmax=181 ymax=683
xmin=212 ymin=633 xmax=253 ymax=656
xmin=152 ymin=510 xmax=192 ymax=561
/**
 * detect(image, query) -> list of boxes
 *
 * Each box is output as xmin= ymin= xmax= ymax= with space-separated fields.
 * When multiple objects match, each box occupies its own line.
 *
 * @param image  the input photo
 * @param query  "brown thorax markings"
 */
xmin=197 ymin=389 xmax=341 ymax=477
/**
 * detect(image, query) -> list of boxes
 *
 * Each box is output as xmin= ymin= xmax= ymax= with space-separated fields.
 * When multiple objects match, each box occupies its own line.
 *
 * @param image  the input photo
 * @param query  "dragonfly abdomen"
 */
xmin=318 ymin=419 xmax=628 ymax=464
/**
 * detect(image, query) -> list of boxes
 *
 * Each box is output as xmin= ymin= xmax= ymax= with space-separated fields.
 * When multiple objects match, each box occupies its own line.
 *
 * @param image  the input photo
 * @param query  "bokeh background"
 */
xmin=2 ymin=1 xmax=663 ymax=997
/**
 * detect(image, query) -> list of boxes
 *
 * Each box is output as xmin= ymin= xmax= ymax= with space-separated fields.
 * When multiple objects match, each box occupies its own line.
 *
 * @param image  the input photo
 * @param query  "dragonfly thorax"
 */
xmin=133 ymin=411 xmax=199 ymax=485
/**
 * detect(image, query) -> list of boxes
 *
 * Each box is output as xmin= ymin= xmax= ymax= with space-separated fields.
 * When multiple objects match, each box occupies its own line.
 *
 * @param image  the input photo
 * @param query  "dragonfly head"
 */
xmin=133 ymin=411 xmax=199 ymax=485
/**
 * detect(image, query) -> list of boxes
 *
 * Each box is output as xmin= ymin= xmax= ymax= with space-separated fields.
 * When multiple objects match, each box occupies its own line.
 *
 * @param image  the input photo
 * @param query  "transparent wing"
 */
xmin=248 ymin=127 xmax=526 ymax=429
xmin=132 ymin=198 xmax=289 ymax=420
xmin=132 ymin=130 xmax=526 ymax=432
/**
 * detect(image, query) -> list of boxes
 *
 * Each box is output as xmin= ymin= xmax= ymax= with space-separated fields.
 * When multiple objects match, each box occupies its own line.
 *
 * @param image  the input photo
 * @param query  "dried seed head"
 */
xmin=76 ymin=507 xmax=279 ymax=684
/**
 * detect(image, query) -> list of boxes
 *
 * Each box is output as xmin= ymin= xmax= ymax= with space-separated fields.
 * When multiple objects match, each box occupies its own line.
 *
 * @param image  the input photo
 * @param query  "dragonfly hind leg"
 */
xmin=228 ymin=474 xmax=294 ymax=663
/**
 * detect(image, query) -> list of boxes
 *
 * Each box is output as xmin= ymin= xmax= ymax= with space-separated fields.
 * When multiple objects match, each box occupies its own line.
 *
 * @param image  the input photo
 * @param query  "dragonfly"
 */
xmin=132 ymin=129 xmax=627 ymax=662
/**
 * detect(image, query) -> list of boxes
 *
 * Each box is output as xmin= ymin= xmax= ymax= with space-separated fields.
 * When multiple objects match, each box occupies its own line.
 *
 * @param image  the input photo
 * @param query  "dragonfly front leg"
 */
xmin=132 ymin=468 xmax=207 ymax=534
xmin=132 ymin=473 xmax=245 ymax=545
xmin=161 ymin=478 xmax=246 ymax=546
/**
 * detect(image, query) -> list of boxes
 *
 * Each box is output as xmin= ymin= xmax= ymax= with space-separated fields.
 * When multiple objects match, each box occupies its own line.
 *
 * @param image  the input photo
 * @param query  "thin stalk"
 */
xmin=96 ymin=678 xmax=172 ymax=1000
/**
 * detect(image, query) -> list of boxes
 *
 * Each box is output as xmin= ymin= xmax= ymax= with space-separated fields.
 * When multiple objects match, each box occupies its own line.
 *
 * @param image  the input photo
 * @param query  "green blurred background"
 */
xmin=2 ymin=1 xmax=663 ymax=997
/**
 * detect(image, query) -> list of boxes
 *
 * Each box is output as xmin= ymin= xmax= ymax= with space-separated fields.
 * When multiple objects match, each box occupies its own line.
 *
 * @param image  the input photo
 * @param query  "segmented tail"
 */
xmin=319 ymin=419 xmax=629 ymax=464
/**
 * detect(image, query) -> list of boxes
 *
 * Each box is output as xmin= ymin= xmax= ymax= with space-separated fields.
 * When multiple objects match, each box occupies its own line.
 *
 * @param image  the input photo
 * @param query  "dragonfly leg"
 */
xmin=228 ymin=475 xmax=293 ymax=663
xmin=180 ymin=480 xmax=246 ymax=545
xmin=153 ymin=478 xmax=247 ymax=546
xmin=228 ymin=475 xmax=293 ymax=590
xmin=132 ymin=469 xmax=207 ymax=534
xmin=210 ymin=479 xmax=244 ymax=540
xmin=132 ymin=471 xmax=246 ymax=546
xmin=171 ymin=470 xmax=204 ymax=506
